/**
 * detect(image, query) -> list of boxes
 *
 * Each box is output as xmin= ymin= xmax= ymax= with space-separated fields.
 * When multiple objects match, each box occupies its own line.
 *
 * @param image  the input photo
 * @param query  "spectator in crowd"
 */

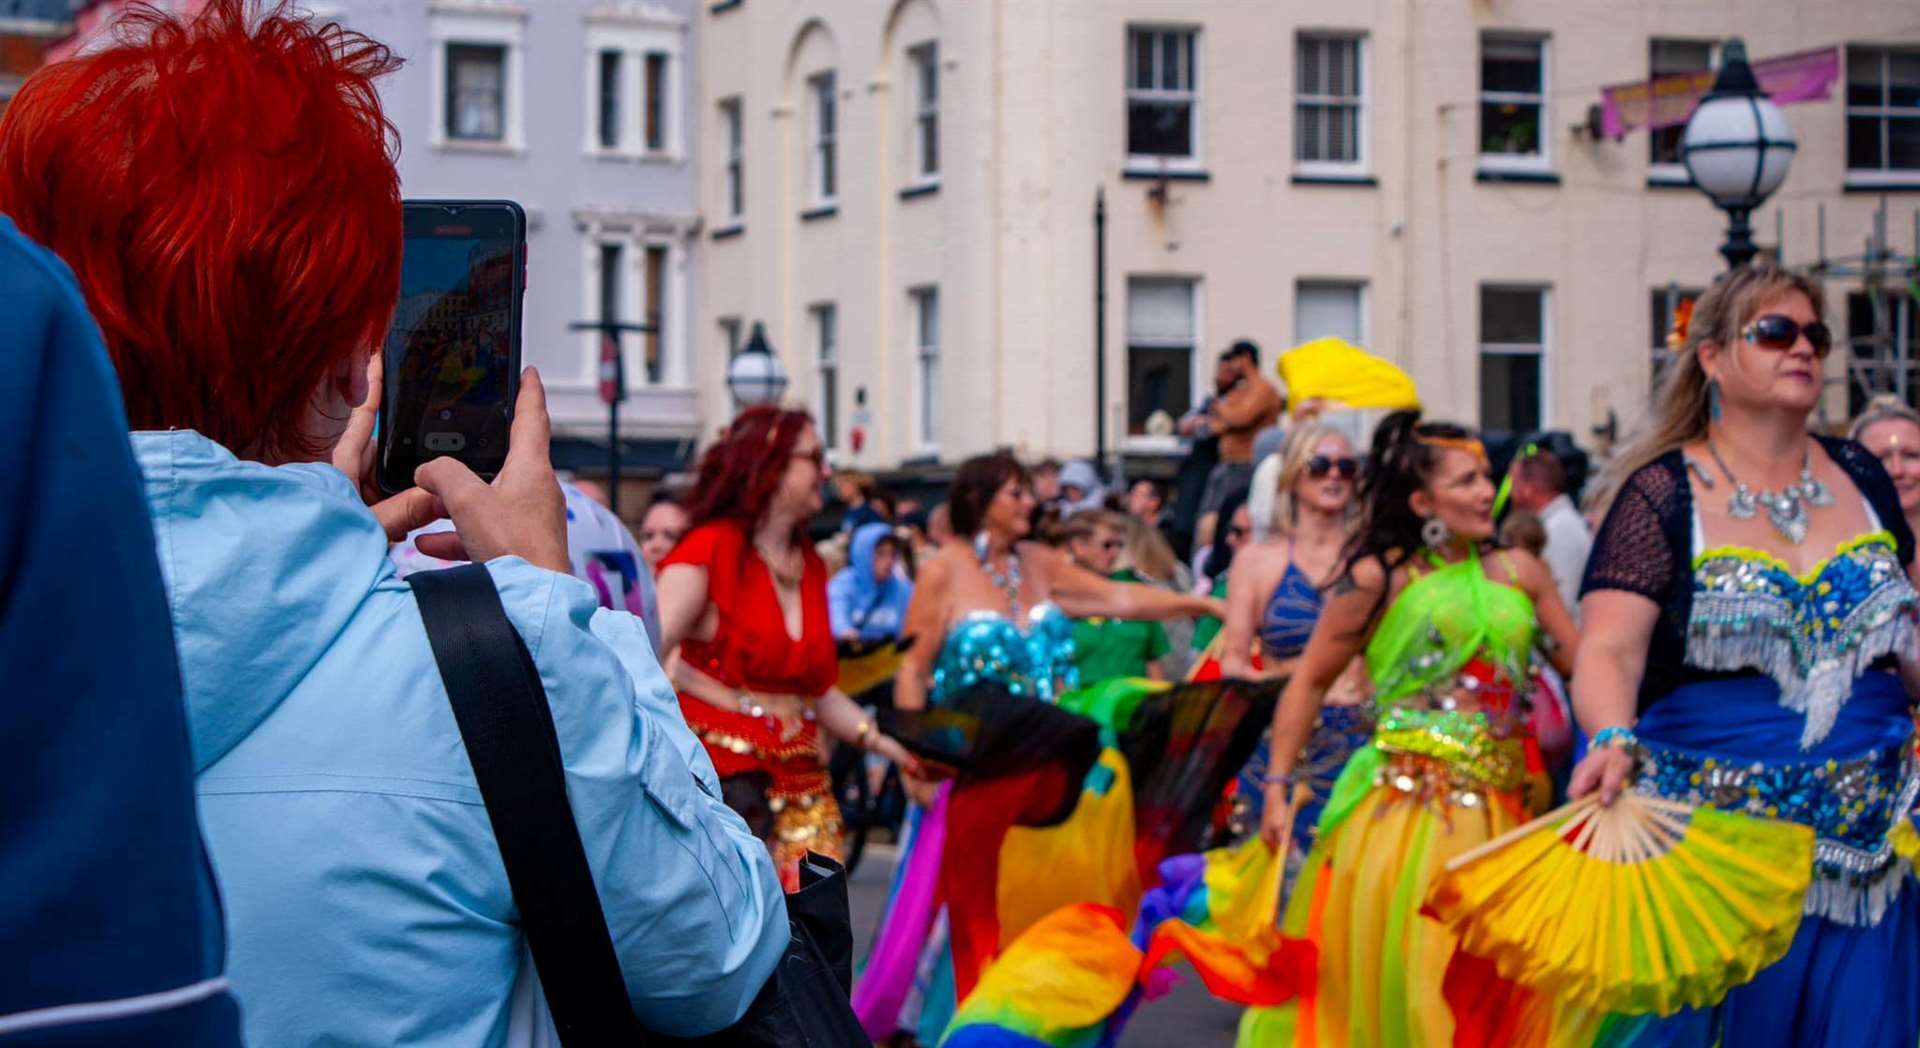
xmin=1499 ymin=509 xmax=1549 ymax=558
xmin=1057 ymin=459 xmax=1106 ymax=514
xmin=1063 ymin=511 xmax=1171 ymax=682
xmin=1165 ymin=356 xmax=1238 ymax=561
xmin=829 ymin=522 xmax=915 ymax=643
xmin=1851 ymin=395 xmax=1920 ymax=540
xmin=1197 ymin=341 xmax=1285 ymax=544
xmin=835 ymin=470 xmax=883 ymax=532
xmin=2 ymin=215 xmax=243 ymax=1045
xmin=1505 ymin=447 xmax=1592 ymax=620
xmin=1190 ymin=486 xmax=1253 ymax=654
xmin=927 ymin=501 xmax=956 ymax=549
xmin=639 ymin=494 xmax=690 ymax=573
xmin=1032 ymin=458 xmax=1064 ymax=504
xmin=1127 ymin=478 xmax=1169 ymax=531
xmin=0 ymin=4 xmax=787 ymax=1042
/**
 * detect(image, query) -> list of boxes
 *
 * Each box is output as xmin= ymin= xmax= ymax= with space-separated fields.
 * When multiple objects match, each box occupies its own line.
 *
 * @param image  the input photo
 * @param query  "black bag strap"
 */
xmin=408 ymin=564 xmax=648 ymax=1045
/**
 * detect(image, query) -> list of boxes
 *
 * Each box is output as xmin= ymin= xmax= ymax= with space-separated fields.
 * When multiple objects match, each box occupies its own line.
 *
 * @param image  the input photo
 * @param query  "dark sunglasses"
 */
xmin=1307 ymin=455 xmax=1360 ymax=480
xmin=1743 ymin=314 xmax=1832 ymax=359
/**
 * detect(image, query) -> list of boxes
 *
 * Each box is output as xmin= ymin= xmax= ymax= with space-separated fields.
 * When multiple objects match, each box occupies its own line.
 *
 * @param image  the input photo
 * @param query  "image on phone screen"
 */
xmin=379 ymin=201 xmax=524 ymax=493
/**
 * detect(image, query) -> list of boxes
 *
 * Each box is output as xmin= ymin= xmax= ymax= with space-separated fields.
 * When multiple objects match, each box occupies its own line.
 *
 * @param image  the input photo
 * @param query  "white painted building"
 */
xmin=693 ymin=0 xmax=1919 ymax=473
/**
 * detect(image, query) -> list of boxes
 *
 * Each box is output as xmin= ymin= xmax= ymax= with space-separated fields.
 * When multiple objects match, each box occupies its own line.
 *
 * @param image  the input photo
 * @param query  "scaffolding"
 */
xmin=1788 ymin=199 xmax=1920 ymax=425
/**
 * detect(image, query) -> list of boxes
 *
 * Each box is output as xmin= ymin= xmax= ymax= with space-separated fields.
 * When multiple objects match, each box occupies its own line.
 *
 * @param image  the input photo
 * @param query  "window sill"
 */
xmin=1122 ymin=435 xmax=1185 ymax=456
xmin=1646 ymin=174 xmax=1694 ymax=190
xmin=434 ymin=138 xmax=524 ymax=156
xmin=586 ymin=149 xmax=684 ymax=165
xmin=1845 ymin=175 xmax=1920 ymax=193
xmin=900 ymin=453 xmax=939 ymax=468
xmin=1475 ymin=168 xmax=1560 ymax=186
xmin=900 ymin=181 xmax=940 ymax=201
xmin=711 ymin=224 xmax=745 ymax=240
xmin=1291 ymin=173 xmax=1377 ymax=188
xmin=1121 ymin=166 xmax=1210 ymax=183
xmin=800 ymin=204 xmax=839 ymax=222
xmin=709 ymin=0 xmax=742 ymax=11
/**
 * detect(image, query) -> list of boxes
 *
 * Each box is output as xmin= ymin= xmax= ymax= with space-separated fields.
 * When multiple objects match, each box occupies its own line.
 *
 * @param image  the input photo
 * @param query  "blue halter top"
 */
xmin=930 ymin=605 xmax=1078 ymax=704
xmin=1258 ymin=560 xmax=1324 ymax=660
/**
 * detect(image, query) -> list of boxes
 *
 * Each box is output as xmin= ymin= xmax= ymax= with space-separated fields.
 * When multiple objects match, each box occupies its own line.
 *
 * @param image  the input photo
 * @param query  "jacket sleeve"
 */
xmin=495 ymin=562 xmax=787 ymax=1037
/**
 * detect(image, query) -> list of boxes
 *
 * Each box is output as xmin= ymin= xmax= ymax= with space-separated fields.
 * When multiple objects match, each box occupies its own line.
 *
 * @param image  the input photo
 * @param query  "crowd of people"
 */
xmin=10 ymin=4 xmax=1920 ymax=1048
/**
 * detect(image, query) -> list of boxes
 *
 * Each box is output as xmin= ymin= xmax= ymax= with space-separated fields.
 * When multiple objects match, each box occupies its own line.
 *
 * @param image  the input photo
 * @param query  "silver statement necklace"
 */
xmin=973 ymin=532 xmax=1023 ymax=618
xmin=1704 ymin=439 xmax=1834 ymax=544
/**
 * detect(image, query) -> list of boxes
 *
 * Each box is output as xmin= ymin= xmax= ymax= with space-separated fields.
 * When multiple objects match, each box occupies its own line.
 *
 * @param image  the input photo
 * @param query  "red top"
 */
xmin=662 ymin=520 xmax=838 ymax=698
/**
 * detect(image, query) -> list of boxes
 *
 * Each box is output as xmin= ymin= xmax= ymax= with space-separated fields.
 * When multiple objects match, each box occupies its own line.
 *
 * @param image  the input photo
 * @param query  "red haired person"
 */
xmin=657 ymin=407 xmax=926 ymax=886
xmin=0 ymin=3 xmax=786 ymax=1043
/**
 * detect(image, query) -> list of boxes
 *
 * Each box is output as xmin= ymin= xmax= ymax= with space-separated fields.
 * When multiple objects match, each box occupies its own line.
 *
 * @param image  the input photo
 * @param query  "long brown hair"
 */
xmin=1595 ymin=261 xmax=1824 ymax=513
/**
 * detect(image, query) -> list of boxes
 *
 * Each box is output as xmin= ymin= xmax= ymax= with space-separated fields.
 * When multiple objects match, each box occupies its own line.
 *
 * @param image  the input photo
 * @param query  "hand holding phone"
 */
xmin=412 ymin=367 xmax=570 ymax=575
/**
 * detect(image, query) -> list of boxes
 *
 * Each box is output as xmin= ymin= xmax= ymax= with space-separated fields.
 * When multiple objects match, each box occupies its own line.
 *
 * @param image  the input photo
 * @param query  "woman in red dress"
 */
xmin=657 ymin=407 xmax=924 ymax=885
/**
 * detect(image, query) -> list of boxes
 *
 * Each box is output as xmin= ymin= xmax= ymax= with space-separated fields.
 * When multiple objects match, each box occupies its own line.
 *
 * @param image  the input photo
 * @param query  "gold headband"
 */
xmin=1420 ymin=435 xmax=1488 ymax=464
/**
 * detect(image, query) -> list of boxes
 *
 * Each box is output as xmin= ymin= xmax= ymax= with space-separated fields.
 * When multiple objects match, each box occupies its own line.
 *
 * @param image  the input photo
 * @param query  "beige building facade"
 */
xmin=694 ymin=0 xmax=1920 ymax=472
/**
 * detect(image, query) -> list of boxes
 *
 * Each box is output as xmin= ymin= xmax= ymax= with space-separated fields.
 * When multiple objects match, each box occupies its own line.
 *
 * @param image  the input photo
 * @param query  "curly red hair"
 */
xmin=684 ymin=407 xmax=816 ymax=539
xmin=0 ymin=0 xmax=402 ymax=461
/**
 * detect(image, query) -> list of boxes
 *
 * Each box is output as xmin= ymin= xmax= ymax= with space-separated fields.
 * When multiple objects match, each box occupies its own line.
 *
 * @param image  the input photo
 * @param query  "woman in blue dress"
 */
xmin=1218 ymin=423 xmax=1372 ymax=878
xmin=854 ymin=452 xmax=1221 ymax=1045
xmin=1570 ymin=261 xmax=1920 ymax=1045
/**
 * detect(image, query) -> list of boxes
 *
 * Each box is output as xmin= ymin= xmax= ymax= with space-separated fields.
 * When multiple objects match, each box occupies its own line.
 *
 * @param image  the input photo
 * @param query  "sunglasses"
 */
xmin=1308 ymin=455 xmax=1360 ymax=480
xmin=1743 ymin=314 xmax=1833 ymax=359
xmin=1100 ymin=539 xmax=1126 ymax=552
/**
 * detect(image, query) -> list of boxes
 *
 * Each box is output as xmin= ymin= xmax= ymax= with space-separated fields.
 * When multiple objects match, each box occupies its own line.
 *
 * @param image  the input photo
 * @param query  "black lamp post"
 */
xmin=567 ymin=317 xmax=657 ymax=517
xmin=726 ymin=321 xmax=789 ymax=411
xmin=1680 ymin=39 xmax=1797 ymax=269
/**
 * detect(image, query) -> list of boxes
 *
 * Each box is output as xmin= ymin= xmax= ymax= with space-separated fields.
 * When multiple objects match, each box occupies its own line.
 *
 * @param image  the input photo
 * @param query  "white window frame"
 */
xmin=580 ymin=10 xmax=685 ymax=161
xmin=1478 ymin=284 xmax=1552 ymax=432
xmin=813 ymin=303 xmax=839 ymax=449
xmin=1124 ymin=25 xmax=1203 ymax=175
xmin=1123 ymin=275 xmax=1203 ymax=452
xmin=1294 ymin=279 xmax=1369 ymax=346
xmin=576 ymin=215 xmax=689 ymax=390
xmin=1647 ymin=38 xmax=1717 ymax=185
xmin=1478 ymin=34 xmax=1551 ymax=175
xmin=430 ymin=5 xmax=527 ymax=153
xmin=907 ymin=41 xmax=940 ymax=186
xmin=1846 ymin=45 xmax=1920 ymax=186
xmin=910 ymin=286 xmax=940 ymax=451
xmin=718 ymin=97 xmax=745 ymax=226
xmin=809 ymin=71 xmax=839 ymax=207
xmin=1294 ymin=32 xmax=1368 ymax=178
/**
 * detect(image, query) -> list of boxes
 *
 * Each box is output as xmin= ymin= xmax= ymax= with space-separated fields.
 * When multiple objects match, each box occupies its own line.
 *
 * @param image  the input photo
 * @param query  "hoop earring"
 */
xmin=1707 ymin=378 xmax=1724 ymax=422
xmin=1420 ymin=516 xmax=1451 ymax=550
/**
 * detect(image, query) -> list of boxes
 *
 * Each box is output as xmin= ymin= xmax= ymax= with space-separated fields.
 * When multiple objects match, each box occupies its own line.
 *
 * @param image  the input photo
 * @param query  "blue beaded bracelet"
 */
xmin=1592 ymin=726 xmax=1637 ymax=750
xmin=1263 ymin=771 xmax=1298 ymax=790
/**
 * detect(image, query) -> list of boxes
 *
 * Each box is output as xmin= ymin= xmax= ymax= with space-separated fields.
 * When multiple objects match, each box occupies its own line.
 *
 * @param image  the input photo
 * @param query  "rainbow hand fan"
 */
xmin=1424 ymin=791 xmax=1814 ymax=1017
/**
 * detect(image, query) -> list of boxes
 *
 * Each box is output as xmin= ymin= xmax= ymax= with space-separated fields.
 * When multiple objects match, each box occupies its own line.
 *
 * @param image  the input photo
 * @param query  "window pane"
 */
xmin=1128 ymin=100 xmax=1193 ymax=157
xmin=1482 ymin=39 xmax=1542 ymax=94
xmin=1128 ymin=346 xmax=1193 ymax=434
xmin=1890 ymin=50 xmax=1920 ymax=108
xmin=920 ymin=114 xmax=939 ymax=176
xmin=1650 ymin=123 xmax=1687 ymax=165
xmin=1650 ymin=39 xmax=1711 ymax=76
xmin=598 ymin=51 xmax=621 ymax=148
xmin=644 ymin=246 xmax=665 ymax=383
xmin=1849 ymin=47 xmax=1885 ymax=108
xmin=1327 ymin=41 xmax=1349 ymax=99
xmin=1127 ymin=280 xmax=1195 ymax=342
xmin=920 ymin=289 xmax=939 ymax=348
xmin=1650 ymin=289 xmax=1668 ymax=351
xmin=1480 ymin=101 xmax=1542 ymax=155
xmin=726 ymin=99 xmax=741 ymax=148
xmin=1296 ymin=103 xmax=1322 ymax=161
xmin=1296 ymin=283 xmax=1364 ymax=343
xmin=1849 ymin=114 xmax=1885 ymax=170
xmin=645 ymin=53 xmax=667 ymax=151
xmin=919 ymin=45 xmax=939 ymax=103
xmin=448 ymin=44 xmax=505 ymax=140
xmin=1132 ymin=30 xmax=1154 ymax=91
xmin=1297 ymin=37 xmax=1321 ymax=96
xmin=598 ymin=243 xmax=622 ymax=324
xmin=1481 ymin=287 xmax=1543 ymax=344
xmin=816 ymin=76 xmax=836 ymax=134
xmin=1891 ymin=116 xmax=1920 ymax=171
xmin=1186 ymin=32 xmax=1197 ymax=91
xmin=1162 ymin=32 xmax=1182 ymax=90
xmin=1479 ymin=353 xmax=1541 ymax=433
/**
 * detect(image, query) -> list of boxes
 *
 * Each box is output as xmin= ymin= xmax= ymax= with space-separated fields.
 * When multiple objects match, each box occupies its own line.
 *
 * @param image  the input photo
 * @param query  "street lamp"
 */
xmin=726 ymin=321 xmax=789 ymax=409
xmin=1680 ymin=39 xmax=1796 ymax=269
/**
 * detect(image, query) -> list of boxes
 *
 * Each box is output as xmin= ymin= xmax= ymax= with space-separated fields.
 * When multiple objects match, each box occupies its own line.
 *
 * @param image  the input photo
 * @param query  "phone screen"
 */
xmin=378 ymin=200 xmax=525 ymax=493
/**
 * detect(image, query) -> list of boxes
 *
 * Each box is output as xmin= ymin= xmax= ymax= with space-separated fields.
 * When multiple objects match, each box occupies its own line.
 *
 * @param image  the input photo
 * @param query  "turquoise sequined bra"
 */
xmin=1689 ymin=530 xmax=1920 ymax=747
xmin=929 ymin=605 xmax=1079 ymax=705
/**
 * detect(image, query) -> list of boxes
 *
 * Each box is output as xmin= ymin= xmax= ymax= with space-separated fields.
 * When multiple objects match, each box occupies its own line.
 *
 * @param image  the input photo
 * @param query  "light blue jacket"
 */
xmin=134 ymin=430 xmax=787 ymax=1046
xmin=827 ymin=522 xmax=913 ymax=642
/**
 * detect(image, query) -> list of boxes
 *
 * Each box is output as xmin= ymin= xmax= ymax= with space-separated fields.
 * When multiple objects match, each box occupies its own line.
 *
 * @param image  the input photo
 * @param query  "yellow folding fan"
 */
xmin=1424 ymin=791 xmax=1814 ymax=1016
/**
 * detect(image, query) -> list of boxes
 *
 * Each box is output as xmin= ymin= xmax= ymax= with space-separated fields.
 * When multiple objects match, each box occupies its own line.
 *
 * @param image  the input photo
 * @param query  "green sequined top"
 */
xmin=1365 ymin=547 xmax=1538 ymax=714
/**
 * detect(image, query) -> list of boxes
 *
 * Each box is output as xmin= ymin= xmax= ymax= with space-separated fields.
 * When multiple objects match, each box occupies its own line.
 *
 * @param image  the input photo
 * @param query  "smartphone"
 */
xmin=377 ymin=200 xmax=527 ymax=494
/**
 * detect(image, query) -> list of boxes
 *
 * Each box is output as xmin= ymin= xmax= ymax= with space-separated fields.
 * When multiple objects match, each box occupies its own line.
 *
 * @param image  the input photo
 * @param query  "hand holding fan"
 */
xmin=1424 ymin=791 xmax=1814 ymax=1016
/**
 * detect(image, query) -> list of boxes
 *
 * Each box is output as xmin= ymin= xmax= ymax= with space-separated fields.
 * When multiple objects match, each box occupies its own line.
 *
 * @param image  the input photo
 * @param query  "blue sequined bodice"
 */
xmin=1259 ymin=561 xmax=1324 ymax=660
xmin=930 ymin=605 xmax=1078 ymax=704
xmin=1688 ymin=531 xmax=1918 ymax=747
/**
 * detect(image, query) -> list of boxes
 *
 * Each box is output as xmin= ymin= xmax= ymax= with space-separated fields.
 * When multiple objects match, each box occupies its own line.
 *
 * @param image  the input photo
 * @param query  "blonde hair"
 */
xmin=1596 ymin=261 xmax=1824 ymax=512
xmin=1264 ymin=421 xmax=1354 ymax=539
xmin=1850 ymin=394 xmax=1920 ymax=444
xmin=1119 ymin=513 xmax=1181 ymax=582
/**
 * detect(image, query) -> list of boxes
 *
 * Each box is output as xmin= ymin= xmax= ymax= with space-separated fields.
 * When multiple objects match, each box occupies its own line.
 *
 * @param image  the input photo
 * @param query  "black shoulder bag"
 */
xmin=408 ymin=564 xmax=868 ymax=1047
